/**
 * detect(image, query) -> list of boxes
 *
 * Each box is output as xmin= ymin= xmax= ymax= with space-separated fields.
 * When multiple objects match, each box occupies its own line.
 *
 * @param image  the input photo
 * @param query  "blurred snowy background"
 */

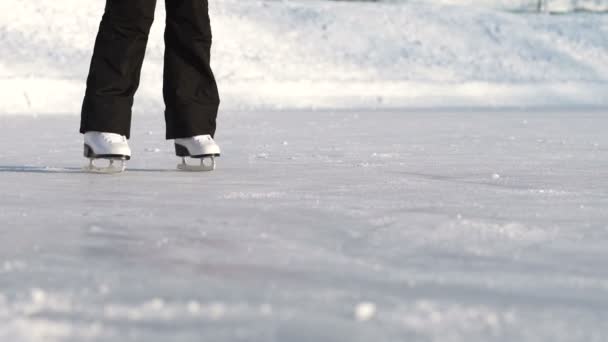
xmin=1 ymin=0 xmax=608 ymax=114
xmin=380 ymin=0 xmax=608 ymax=12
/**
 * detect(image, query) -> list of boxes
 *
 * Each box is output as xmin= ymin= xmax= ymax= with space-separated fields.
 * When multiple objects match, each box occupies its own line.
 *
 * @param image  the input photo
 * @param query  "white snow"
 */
xmin=1 ymin=0 xmax=608 ymax=341
xmin=355 ymin=302 xmax=377 ymax=321
xmin=1 ymin=0 xmax=608 ymax=114
xmin=396 ymin=0 xmax=608 ymax=13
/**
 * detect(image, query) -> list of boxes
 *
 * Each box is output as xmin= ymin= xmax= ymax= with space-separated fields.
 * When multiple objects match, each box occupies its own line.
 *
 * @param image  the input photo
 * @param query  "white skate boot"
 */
xmin=174 ymin=135 xmax=221 ymax=171
xmin=83 ymin=131 xmax=131 ymax=173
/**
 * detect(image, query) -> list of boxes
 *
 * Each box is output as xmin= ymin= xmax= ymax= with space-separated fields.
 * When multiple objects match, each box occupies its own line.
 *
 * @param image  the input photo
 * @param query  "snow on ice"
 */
xmin=1 ymin=109 xmax=607 ymax=341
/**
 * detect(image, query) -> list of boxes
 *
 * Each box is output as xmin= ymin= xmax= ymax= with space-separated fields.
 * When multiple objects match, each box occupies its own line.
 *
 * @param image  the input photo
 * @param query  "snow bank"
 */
xmin=389 ymin=0 xmax=608 ymax=13
xmin=1 ymin=0 xmax=608 ymax=114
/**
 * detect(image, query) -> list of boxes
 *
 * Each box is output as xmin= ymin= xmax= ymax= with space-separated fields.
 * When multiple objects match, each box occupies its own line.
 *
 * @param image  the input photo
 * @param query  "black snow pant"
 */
xmin=80 ymin=0 xmax=220 ymax=140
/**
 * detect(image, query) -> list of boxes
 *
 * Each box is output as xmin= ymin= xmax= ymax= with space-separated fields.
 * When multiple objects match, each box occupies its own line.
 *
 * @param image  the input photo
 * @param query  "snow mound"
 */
xmin=1 ymin=0 xmax=608 ymax=114
xmin=399 ymin=0 xmax=608 ymax=13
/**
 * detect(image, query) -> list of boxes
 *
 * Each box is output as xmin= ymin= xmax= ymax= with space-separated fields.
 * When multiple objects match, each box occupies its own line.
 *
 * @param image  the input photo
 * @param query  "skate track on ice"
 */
xmin=0 ymin=109 xmax=607 ymax=341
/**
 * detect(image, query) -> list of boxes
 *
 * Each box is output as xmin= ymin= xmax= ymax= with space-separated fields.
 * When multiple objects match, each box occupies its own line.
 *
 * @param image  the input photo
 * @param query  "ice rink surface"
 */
xmin=0 ymin=109 xmax=607 ymax=341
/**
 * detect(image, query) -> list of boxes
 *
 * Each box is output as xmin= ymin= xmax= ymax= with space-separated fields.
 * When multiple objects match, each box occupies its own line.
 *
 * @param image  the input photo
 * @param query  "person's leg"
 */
xmin=163 ymin=0 xmax=220 ymax=140
xmin=80 ymin=0 xmax=158 ymax=139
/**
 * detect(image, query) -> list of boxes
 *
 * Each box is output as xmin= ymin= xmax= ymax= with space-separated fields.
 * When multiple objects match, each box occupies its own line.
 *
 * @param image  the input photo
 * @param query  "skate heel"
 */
xmin=84 ymin=144 xmax=95 ymax=158
xmin=175 ymin=143 xmax=191 ymax=157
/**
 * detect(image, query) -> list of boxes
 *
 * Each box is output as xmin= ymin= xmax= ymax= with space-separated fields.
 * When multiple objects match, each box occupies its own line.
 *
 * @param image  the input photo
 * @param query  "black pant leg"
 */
xmin=80 ymin=0 xmax=157 ymax=139
xmin=163 ymin=0 xmax=220 ymax=140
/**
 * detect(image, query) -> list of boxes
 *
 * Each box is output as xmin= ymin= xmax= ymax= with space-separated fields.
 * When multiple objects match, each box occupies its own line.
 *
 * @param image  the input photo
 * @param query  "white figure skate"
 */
xmin=174 ymin=135 xmax=220 ymax=172
xmin=83 ymin=131 xmax=131 ymax=174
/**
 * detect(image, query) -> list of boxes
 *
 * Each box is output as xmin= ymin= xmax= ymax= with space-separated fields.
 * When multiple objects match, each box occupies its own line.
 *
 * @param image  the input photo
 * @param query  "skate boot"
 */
xmin=175 ymin=135 xmax=221 ymax=171
xmin=83 ymin=131 xmax=131 ymax=174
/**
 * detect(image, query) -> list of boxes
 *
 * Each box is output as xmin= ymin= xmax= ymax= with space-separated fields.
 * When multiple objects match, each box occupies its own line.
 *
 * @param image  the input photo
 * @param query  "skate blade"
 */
xmin=84 ymin=159 xmax=126 ymax=174
xmin=177 ymin=157 xmax=216 ymax=172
